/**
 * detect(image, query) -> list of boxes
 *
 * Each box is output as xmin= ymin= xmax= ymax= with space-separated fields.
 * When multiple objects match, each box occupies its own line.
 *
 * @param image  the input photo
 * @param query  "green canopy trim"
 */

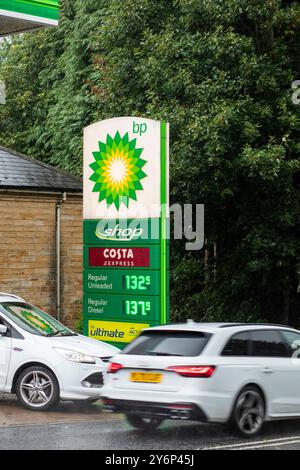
xmin=0 ymin=0 xmax=59 ymax=36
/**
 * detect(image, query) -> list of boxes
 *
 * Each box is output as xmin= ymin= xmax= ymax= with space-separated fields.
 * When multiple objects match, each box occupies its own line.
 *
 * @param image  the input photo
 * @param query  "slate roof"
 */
xmin=0 ymin=146 xmax=82 ymax=193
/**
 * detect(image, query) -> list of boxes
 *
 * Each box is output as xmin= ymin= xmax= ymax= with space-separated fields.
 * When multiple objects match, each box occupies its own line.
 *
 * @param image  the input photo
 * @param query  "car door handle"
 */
xmin=262 ymin=367 xmax=273 ymax=374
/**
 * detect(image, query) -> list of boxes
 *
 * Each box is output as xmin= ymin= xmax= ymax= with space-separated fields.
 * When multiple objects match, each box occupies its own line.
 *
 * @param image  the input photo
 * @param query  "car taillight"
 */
xmin=166 ymin=365 xmax=216 ymax=378
xmin=108 ymin=362 xmax=123 ymax=374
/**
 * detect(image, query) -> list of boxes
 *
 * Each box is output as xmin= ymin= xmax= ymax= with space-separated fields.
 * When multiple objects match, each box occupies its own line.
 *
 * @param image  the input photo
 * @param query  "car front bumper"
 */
xmin=58 ymin=361 xmax=108 ymax=401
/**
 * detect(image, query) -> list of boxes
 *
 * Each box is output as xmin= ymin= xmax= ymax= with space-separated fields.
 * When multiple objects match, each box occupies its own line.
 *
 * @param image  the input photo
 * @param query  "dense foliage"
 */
xmin=1 ymin=0 xmax=300 ymax=325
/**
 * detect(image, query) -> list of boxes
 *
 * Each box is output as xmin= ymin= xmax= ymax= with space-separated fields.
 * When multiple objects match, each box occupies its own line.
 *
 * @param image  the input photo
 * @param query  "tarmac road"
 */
xmin=2 ymin=415 xmax=300 ymax=450
xmin=2 ymin=392 xmax=300 ymax=450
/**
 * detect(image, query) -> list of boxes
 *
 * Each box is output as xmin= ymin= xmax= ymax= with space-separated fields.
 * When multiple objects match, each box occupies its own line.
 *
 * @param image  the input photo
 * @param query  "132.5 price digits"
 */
xmin=123 ymin=275 xmax=151 ymax=291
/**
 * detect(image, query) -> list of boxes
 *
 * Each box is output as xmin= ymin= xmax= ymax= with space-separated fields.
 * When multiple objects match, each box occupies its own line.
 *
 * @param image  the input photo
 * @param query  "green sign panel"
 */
xmin=83 ymin=218 xmax=164 ymax=245
xmin=83 ymin=241 xmax=167 ymax=270
xmin=84 ymin=269 xmax=161 ymax=295
xmin=83 ymin=117 xmax=170 ymax=349
xmin=84 ymin=294 xmax=161 ymax=322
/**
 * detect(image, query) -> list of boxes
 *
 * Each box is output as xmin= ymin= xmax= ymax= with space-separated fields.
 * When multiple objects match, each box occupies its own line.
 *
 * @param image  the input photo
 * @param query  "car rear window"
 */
xmin=122 ymin=330 xmax=212 ymax=356
xmin=222 ymin=331 xmax=251 ymax=356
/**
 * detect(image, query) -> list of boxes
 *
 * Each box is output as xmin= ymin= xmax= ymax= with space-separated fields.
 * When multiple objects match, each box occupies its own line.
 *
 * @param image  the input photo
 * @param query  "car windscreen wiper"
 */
xmin=47 ymin=331 xmax=62 ymax=337
xmin=59 ymin=332 xmax=78 ymax=337
xmin=47 ymin=331 xmax=77 ymax=337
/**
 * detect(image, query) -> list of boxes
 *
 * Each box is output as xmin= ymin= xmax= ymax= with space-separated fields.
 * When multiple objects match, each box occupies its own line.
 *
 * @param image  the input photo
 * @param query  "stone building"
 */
xmin=0 ymin=146 xmax=83 ymax=328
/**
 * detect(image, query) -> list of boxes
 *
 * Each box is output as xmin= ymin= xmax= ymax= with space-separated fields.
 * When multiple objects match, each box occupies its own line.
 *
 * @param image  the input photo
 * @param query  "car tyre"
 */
xmin=229 ymin=385 xmax=265 ymax=437
xmin=125 ymin=414 xmax=164 ymax=431
xmin=16 ymin=366 xmax=60 ymax=411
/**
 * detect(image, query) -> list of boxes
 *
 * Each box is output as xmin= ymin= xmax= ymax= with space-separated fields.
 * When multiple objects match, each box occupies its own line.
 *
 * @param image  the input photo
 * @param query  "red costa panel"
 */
xmin=89 ymin=247 xmax=150 ymax=268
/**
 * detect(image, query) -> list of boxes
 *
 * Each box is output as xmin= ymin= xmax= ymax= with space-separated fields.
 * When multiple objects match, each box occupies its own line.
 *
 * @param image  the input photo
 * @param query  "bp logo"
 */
xmin=89 ymin=131 xmax=147 ymax=209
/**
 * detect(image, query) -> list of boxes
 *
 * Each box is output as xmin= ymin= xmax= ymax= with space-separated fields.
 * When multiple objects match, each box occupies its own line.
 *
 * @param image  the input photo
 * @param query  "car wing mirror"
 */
xmin=0 ymin=325 xmax=8 ymax=336
xmin=291 ymin=340 xmax=300 ymax=351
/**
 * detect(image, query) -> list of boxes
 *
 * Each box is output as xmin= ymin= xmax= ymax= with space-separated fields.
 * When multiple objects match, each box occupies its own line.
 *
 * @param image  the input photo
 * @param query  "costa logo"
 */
xmin=104 ymin=248 xmax=134 ymax=259
xmin=89 ymin=247 xmax=150 ymax=268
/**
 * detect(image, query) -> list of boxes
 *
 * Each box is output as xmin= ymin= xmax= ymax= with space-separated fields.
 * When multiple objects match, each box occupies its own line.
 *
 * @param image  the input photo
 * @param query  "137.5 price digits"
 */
xmin=124 ymin=300 xmax=151 ymax=316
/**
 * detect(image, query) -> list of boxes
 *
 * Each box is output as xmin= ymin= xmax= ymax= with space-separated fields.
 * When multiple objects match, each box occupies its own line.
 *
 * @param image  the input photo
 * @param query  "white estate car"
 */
xmin=0 ymin=293 xmax=119 ymax=411
xmin=102 ymin=321 xmax=300 ymax=436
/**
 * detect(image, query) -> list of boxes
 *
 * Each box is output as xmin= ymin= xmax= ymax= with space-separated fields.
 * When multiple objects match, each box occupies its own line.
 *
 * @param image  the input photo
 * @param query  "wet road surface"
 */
xmin=2 ymin=413 xmax=300 ymax=450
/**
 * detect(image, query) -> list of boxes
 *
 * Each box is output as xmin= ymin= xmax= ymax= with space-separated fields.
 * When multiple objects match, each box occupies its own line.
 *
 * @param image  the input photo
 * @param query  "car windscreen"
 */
xmin=122 ymin=330 xmax=212 ymax=356
xmin=0 ymin=302 xmax=75 ymax=337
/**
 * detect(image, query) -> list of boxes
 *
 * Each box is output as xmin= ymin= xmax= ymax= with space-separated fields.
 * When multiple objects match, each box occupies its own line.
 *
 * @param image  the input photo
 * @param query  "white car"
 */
xmin=0 ymin=293 xmax=119 ymax=411
xmin=102 ymin=321 xmax=300 ymax=436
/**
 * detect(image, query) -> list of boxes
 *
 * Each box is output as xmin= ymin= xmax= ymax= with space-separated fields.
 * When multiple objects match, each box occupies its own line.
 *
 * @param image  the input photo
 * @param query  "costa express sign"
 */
xmin=89 ymin=247 xmax=150 ymax=268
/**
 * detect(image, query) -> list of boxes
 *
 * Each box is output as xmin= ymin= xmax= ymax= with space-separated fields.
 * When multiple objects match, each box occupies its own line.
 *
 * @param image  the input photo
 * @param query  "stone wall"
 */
xmin=0 ymin=191 xmax=83 ymax=328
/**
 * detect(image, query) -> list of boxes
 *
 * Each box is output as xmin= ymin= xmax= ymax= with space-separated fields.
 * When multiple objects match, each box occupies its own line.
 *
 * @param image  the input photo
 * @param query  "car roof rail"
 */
xmin=0 ymin=292 xmax=25 ymax=301
xmin=219 ymin=323 xmax=293 ymax=329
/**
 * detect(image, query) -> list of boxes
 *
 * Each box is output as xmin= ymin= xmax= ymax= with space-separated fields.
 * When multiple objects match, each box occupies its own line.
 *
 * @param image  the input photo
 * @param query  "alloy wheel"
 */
xmin=19 ymin=370 xmax=54 ymax=408
xmin=235 ymin=389 xmax=264 ymax=435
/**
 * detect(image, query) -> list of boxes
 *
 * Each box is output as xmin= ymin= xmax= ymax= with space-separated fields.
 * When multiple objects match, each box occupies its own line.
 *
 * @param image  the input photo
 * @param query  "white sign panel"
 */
xmin=84 ymin=117 xmax=168 ymax=220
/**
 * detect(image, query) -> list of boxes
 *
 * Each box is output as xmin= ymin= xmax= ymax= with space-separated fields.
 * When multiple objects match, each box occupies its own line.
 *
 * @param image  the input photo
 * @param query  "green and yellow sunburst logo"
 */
xmin=89 ymin=131 xmax=147 ymax=209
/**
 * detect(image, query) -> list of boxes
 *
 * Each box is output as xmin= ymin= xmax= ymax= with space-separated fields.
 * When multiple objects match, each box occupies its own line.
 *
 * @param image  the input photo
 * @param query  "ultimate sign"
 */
xmin=83 ymin=117 xmax=170 ymax=348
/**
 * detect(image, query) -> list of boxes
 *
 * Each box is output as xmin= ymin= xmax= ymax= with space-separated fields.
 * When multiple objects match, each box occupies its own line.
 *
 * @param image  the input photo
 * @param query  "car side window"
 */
xmin=249 ymin=330 xmax=289 ymax=357
xmin=222 ymin=332 xmax=251 ymax=356
xmin=281 ymin=331 xmax=300 ymax=357
xmin=0 ymin=314 xmax=24 ymax=340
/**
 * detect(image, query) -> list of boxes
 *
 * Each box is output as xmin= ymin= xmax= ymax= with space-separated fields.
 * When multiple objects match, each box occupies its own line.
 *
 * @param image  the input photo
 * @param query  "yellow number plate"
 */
xmin=130 ymin=372 xmax=162 ymax=384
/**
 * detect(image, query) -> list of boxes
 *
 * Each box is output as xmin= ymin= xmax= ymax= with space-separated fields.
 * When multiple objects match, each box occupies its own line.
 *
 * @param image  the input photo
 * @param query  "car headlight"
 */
xmin=53 ymin=347 xmax=96 ymax=364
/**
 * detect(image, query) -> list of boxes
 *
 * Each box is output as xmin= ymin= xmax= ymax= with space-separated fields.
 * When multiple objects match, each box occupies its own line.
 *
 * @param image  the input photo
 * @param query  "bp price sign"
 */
xmin=83 ymin=117 xmax=169 ymax=348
